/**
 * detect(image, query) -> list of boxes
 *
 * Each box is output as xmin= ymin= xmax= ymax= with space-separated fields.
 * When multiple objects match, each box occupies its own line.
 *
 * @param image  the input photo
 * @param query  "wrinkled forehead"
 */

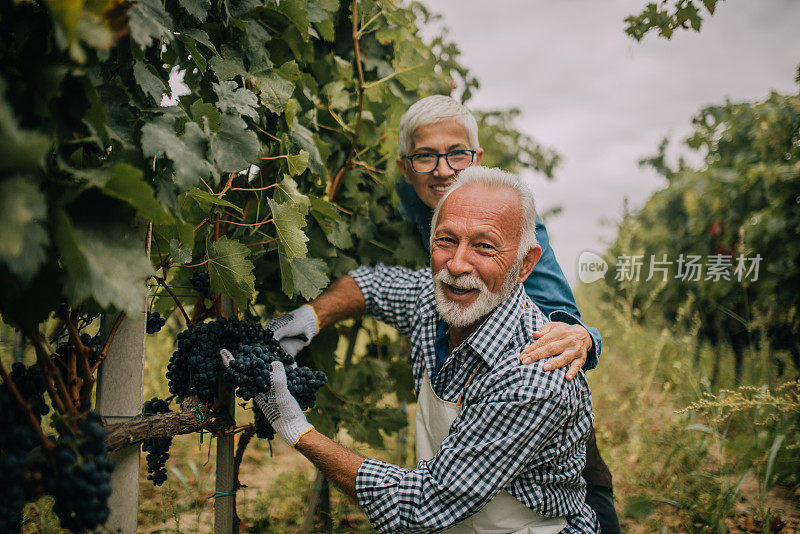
xmin=437 ymin=184 xmax=524 ymax=237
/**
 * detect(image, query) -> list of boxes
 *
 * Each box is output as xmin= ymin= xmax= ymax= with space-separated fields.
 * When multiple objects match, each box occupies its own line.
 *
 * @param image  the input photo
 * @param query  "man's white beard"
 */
xmin=433 ymin=261 xmax=521 ymax=328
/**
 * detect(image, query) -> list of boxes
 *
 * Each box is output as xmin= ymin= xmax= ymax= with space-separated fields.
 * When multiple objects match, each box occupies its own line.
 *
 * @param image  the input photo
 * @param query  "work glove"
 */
xmin=220 ymin=350 xmax=313 ymax=447
xmin=266 ymin=304 xmax=318 ymax=357
xmin=260 ymin=361 xmax=314 ymax=447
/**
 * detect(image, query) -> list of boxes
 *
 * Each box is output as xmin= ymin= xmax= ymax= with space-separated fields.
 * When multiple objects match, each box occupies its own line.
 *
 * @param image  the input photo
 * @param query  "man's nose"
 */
xmin=447 ymin=243 xmax=471 ymax=276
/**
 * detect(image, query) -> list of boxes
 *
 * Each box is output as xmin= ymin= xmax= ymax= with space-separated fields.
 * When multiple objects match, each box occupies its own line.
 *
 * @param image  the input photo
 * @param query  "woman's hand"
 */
xmin=519 ymin=322 xmax=593 ymax=381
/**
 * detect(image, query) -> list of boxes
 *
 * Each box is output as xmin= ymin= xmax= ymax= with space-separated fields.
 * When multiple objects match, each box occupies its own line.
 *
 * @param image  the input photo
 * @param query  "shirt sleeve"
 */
xmin=348 ymin=264 xmax=429 ymax=335
xmin=524 ymin=215 xmax=602 ymax=368
xmin=354 ymin=374 xmax=574 ymax=533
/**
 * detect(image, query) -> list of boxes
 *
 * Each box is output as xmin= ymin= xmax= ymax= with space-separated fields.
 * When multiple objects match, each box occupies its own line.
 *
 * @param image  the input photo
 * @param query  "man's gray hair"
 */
xmin=430 ymin=167 xmax=538 ymax=260
xmin=398 ymin=95 xmax=480 ymax=157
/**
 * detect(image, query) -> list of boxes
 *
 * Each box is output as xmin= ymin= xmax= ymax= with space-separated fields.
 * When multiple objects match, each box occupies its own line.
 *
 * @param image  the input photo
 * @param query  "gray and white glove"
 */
xmin=261 ymin=361 xmax=314 ymax=447
xmin=266 ymin=304 xmax=318 ymax=357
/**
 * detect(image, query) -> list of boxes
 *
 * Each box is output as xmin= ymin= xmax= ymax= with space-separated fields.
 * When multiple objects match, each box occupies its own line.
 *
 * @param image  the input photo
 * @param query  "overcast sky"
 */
xmin=422 ymin=0 xmax=800 ymax=283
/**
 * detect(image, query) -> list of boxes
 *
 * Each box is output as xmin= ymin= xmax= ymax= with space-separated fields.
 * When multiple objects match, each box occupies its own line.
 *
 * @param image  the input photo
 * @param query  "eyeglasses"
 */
xmin=405 ymin=149 xmax=476 ymax=173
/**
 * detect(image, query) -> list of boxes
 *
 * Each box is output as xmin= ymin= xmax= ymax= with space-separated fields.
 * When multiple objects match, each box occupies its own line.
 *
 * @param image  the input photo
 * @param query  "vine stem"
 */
xmin=0 ymin=360 xmax=55 ymax=453
xmin=230 ymin=183 xmax=277 ymax=192
xmin=175 ymin=258 xmax=211 ymax=268
xmin=89 ymin=311 xmax=126 ymax=375
xmin=28 ymin=330 xmax=72 ymax=416
xmin=327 ymin=0 xmax=366 ymax=201
xmin=154 ymin=276 xmax=193 ymax=330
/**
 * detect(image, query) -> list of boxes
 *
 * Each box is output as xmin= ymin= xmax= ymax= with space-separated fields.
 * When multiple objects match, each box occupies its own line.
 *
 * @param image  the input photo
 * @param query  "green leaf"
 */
xmin=141 ymin=118 xmax=216 ymax=190
xmin=274 ymin=175 xmax=310 ymax=213
xmin=209 ymin=114 xmax=259 ymax=173
xmin=128 ymin=0 xmax=175 ymax=49
xmin=54 ymin=211 xmax=154 ymax=315
xmin=187 ymin=186 xmax=243 ymax=214
xmin=309 ymin=196 xmax=353 ymax=249
xmin=278 ymin=251 xmax=328 ymax=299
xmin=178 ymin=34 xmax=208 ymax=72
xmin=75 ymin=163 xmax=172 ymax=224
xmin=177 ymin=0 xmax=210 ymax=21
xmin=206 ymin=236 xmax=255 ymax=310
xmin=169 ymin=238 xmax=192 ymax=265
xmin=285 ymin=150 xmax=309 ymax=176
xmin=133 ymin=61 xmax=167 ymax=103
xmin=0 ymin=177 xmax=49 ymax=282
xmin=181 ymin=28 xmax=217 ymax=54
xmin=276 ymin=60 xmax=302 ymax=81
xmin=284 ymin=98 xmax=300 ymax=126
xmin=224 ymin=0 xmax=261 ymax=18
xmin=289 ymin=120 xmax=324 ymax=173
xmin=213 ymin=81 xmax=258 ymax=120
xmin=268 ymin=198 xmax=308 ymax=258
xmin=0 ymin=80 xmax=51 ymax=172
xmin=393 ymin=234 xmax=426 ymax=266
xmin=209 ymin=47 xmax=247 ymax=81
xmin=275 ymin=0 xmax=310 ymax=40
xmin=252 ymin=72 xmax=294 ymax=114
xmin=189 ymin=99 xmax=221 ymax=131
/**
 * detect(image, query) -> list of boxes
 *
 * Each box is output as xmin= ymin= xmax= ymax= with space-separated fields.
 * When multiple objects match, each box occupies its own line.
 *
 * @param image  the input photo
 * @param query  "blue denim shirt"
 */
xmin=398 ymin=180 xmax=601 ymax=369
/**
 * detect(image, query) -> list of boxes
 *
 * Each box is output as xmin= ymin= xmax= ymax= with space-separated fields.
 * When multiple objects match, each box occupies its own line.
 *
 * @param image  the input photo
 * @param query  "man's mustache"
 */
xmin=433 ymin=270 xmax=486 ymax=292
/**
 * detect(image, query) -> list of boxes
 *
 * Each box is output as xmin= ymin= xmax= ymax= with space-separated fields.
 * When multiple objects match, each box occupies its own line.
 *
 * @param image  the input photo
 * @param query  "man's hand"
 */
xmin=266 ymin=304 xmax=318 ymax=357
xmin=259 ymin=361 xmax=314 ymax=447
xmin=519 ymin=322 xmax=592 ymax=381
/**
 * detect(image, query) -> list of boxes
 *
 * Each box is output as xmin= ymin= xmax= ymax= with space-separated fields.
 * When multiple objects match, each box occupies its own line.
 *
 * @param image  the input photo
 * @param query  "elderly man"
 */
xmin=273 ymin=95 xmax=620 ymax=532
xmin=259 ymin=167 xmax=598 ymax=532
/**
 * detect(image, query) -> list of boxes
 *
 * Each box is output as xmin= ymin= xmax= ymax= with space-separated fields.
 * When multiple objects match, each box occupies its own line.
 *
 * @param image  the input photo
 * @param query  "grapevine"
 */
xmin=146 ymin=312 xmax=167 ymax=334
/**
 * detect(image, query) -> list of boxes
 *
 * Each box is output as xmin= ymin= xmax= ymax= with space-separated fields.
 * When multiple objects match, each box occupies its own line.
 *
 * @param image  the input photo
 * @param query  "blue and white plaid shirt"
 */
xmin=349 ymin=264 xmax=598 ymax=533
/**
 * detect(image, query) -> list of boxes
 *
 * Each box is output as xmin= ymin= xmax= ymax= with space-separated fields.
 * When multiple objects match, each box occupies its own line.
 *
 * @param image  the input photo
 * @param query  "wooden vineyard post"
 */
xmin=214 ymin=295 xmax=236 ymax=533
xmin=95 ymin=222 xmax=151 ymax=532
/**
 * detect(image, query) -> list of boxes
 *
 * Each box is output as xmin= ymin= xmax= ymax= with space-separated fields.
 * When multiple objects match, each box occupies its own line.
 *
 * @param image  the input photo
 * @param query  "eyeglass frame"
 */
xmin=404 ymin=149 xmax=477 ymax=174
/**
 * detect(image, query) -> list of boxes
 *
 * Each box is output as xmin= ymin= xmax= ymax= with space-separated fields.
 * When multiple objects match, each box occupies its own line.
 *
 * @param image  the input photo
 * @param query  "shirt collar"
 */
xmin=453 ymin=284 xmax=531 ymax=369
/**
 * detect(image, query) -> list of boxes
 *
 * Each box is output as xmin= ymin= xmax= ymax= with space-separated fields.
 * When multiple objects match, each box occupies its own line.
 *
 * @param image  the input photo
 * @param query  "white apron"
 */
xmin=415 ymin=370 xmax=567 ymax=534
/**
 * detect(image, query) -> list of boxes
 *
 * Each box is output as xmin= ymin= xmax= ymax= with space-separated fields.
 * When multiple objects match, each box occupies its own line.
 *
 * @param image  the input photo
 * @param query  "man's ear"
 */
xmin=397 ymin=157 xmax=412 ymax=184
xmin=475 ymin=148 xmax=485 ymax=166
xmin=517 ymin=245 xmax=542 ymax=283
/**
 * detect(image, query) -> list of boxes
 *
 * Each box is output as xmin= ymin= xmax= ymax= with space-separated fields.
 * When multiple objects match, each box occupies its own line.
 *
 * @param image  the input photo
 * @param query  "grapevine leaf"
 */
xmin=276 ymin=60 xmax=302 ymax=81
xmin=209 ymin=47 xmax=247 ymax=81
xmin=288 ymin=256 xmax=329 ymax=300
xmin=141 ymin=118 xmax=216 ymax=189
xmin=393 ymin=234 xmax=427 ymax=266
xmin=206 ymin=236 xmax=255 ymax=309
xmin=129 ymin=0 xmax=175 ymax=49
xmin=75 ymin=163 xmax=172 ymax=224
xmin=177 ymin=34 xmax=208 ymax=71
xmin=275 ymin=0 xmax=310 ymax=41
xmin=133 ymin=61 xmax=167 ymax=103
xmin=252 ymin=72 xmax=294 ymax=114
xmin=0 ymin=80 xmax=51 ymax=171
xmin=187 ymin=186 xmax=243 ymax=214
xmin=274 ymin=175 xmax=310 ymax=213
xmin=169 ymin=238 xmax=192 ymax=265
xmin=285 ymin=150 xmax=309 ymax=177
xmin=287 ymin=119 xmax=324 ymax=174
xmin=223 ymin=0 xmax=261 ymax=18
xmin=309 ymin=196 xmax=353 ymax=249
xmin=0 ymin=176 xmax=49 ymax=281
xmin=242 ymin=20 xmax=273 ymax=68
xmin=212 ymin=81 xmax=259 ymax=120
xmin=181 ymin=28 xmax=217 ymax=54
xmin=177 ymin=0 xmax=210 ymax=21
xmin=268 ymin=198 xmax=308 ymax=258
xmin=209 ymin=114 xmax=259 ymax=172
xmin=54 ymin=210 xmax=154 ymax=315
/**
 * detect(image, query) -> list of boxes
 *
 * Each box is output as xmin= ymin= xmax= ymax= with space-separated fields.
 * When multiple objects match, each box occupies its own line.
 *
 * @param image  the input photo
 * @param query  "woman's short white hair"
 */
xmin=398 ymin=95 xmax=480 ymax=157
xmin=430 ymin=167 xmax=538 ymax=260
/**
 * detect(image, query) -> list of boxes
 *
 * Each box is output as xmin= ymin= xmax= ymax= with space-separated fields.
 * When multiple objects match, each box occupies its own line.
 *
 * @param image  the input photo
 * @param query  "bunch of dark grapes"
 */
xmin=48 ymin=411 xmax=114 ymax=532
xmin=225 ymin=344 xmax=326 ymax=439
xmin=141 ymin=397 xmax=172 ymax=486
xmin=0 ymin=382 xmax=38 ymax=532
xmin=10 ymin=361 xmax=49 ymax=417
xmin=146 ymin=311 xmax=167 ymax=334
xmin=190 ymin=270 xmax=211 ymax=298
xmin=166 ymin=317 xmax=291 ymax=403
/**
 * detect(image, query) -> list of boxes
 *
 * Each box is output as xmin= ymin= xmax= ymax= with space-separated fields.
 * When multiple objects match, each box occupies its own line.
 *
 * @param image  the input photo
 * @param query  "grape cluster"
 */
xmin=141 ymin=397 xmax=172 ymax=486
xmin=167 ymin=317 xmax=291 ymax=403
xmin=190 ymin=270 xmax=211 ymax=298
xmin=146 ymin=311 xmax=167 ymax=334
xmin=48 ymin=411 xmax=114 ymax=532
xmin=0 ymin=382 xmax=38 ymax=532
xmin=225 ymin=344 xmax=327 ymax=407
xmin=10 ymin=361 xmax=49 ymax=417
xmin=56 ymin=332 xmax=104 ymax=367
